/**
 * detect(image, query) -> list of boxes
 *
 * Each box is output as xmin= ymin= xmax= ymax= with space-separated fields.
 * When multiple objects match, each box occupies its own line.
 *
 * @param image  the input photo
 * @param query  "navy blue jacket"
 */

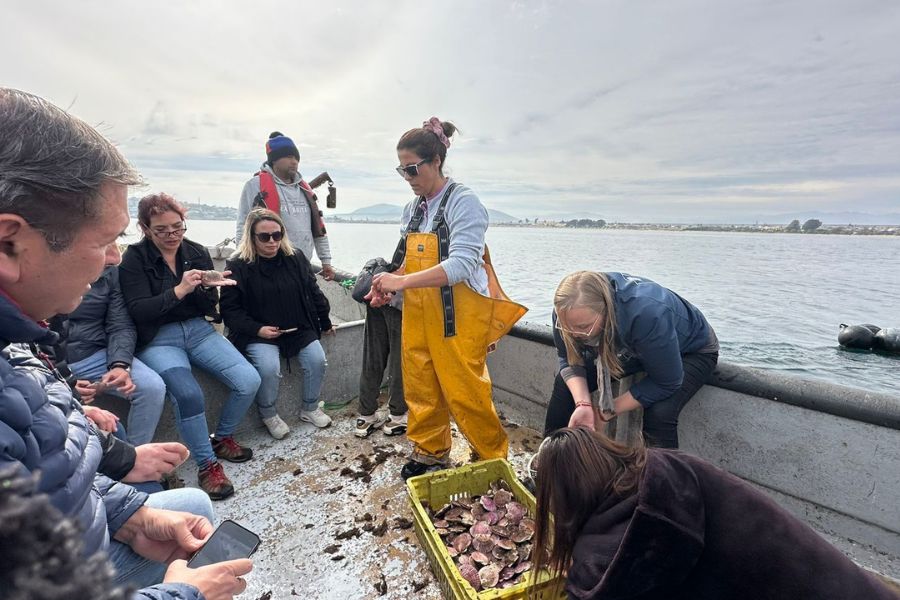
xmin=0 ymin=294 xmax=203 ymax=600
xmin=554 ymin=272 xmax=714 ymax=406
xmin=66 ymin=265 xmax=137 ymax=367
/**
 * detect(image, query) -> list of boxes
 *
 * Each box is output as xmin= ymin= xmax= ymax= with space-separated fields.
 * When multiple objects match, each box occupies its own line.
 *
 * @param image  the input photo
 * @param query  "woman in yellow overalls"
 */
xmin=369 ymin=117 xmax=527 ymax=480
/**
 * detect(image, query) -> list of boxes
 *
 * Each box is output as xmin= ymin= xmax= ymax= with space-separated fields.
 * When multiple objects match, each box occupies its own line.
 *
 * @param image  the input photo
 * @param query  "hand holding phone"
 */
xmin=187 ymin=520 xmax=260 ymax=568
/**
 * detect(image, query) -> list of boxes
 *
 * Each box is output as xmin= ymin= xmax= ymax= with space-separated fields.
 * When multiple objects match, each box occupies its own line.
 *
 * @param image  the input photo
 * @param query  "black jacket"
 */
xmin=220 ymin=249 xmax=332 ymax=357
xmin=119 ymin=237 xmax=220 ymax=349
xmin=567 ymin=450 xmax=895 ymax=600
xmin=65 ymin=266 xmax=136 ymax=367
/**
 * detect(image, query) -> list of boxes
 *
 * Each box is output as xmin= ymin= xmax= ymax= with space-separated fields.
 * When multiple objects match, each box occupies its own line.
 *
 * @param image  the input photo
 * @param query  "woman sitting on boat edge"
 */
xmin=220 ymin=208 xmax=334 ymax=439
xmin=119 ymin=193 xmax=261 ymax=501
xmin=548 ymin=271 xmax=718 ymax=448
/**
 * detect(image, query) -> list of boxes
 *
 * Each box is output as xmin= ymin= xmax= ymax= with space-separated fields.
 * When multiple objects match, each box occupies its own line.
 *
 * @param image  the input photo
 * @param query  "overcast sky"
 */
xmin=4 ymin=0 xmax=899 ymax=222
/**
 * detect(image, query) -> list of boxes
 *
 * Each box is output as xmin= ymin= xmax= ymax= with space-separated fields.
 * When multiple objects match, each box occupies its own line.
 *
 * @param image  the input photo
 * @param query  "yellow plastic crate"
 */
xmin=406 ymin=458 xmax=566 ymax=600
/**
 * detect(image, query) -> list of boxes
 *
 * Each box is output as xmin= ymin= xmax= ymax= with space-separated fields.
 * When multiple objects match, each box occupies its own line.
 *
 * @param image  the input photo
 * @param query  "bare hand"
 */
xmin=202 ymin=270 xmax=237 ymax=287
xmin=372 ymin=272 xmax=404 ymax=294
xmin=84 ymin=405 xmax=119 ymax=432
xmin=123 ymin=442 xmax=190 ymax=483
xmin=322 ymin=327 xmax=336 ymax=336
xmin=568 ymin=405 xmax=596 ymax=429
xmin=75 ymin=379 xmax=97 ymax=403
xmin=364 ymin=287 xmax=391 ymax=307
xmin=257 ymin=326 xmax=282 ymax=339
xmin=102 ymin=367 xmax=135 ymax=396
xmin=115 ymin=506 xmax=214 ymax=563
xmin=320 ymin=264 xmax=335 ymax=280
xmin=164 ymin=558 xmax=253 ymax=600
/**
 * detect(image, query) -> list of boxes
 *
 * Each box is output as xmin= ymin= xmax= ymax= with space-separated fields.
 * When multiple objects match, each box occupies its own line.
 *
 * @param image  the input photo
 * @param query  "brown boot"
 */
xmin=210 ymin=434 xmax=253 ymax=463
xmin=198 ymin=461 xmax=234 ymax=501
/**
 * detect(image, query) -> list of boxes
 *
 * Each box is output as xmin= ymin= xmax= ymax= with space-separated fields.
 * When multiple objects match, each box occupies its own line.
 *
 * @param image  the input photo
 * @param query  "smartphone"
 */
xmin=278 ymin=327 xmax=298 ymax=333
xmin=187 ymin=520 xmax=260 ymax=568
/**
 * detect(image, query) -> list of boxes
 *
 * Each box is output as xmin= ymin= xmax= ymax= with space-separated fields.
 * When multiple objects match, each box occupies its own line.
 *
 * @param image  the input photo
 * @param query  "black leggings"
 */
xmin=543 ymin=352 xmax=718 ymax=448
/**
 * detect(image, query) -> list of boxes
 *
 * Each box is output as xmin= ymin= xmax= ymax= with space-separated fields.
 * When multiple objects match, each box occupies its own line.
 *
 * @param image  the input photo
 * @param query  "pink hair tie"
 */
xmin=424 ymin=116 xmax=450 ymax=148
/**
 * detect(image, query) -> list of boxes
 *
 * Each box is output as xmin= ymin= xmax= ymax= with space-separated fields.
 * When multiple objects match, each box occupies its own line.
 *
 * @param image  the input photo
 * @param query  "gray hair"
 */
xmin=0 ymin=88 xmax=142 ymax=252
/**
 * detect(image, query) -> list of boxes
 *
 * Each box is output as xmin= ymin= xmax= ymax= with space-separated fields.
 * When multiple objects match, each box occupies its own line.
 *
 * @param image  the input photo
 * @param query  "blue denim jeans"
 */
xmin=137 ymin=318 xmax=261 ymax=467
xmin=245 ymin=339 xmax=327 ymax=418
xmin=108 ymin=487 xmax=215 ymax=588
xmin=70 ymin=349 xmax=167 ymax=446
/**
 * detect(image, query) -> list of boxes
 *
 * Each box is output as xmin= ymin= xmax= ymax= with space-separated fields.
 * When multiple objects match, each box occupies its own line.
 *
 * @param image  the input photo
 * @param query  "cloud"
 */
xmin=2 ymin=0 xmax=899 ymax=221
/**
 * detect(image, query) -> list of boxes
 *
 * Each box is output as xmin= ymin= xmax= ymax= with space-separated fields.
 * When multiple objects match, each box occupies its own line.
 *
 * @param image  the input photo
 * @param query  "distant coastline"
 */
xmin=327 ymin=217 xmax=899 ymax=236
xmin=128 ymin=198 xmax=898 ymax=236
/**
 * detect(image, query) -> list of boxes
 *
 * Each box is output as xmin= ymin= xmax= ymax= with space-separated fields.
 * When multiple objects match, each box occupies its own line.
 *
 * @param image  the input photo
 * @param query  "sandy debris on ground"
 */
xmin=174 ymin=401 xmax=542 ymax=599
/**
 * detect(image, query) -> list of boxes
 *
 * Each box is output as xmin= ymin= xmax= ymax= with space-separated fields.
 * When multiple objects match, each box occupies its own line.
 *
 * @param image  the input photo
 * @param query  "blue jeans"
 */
xmin=108 ymin=487 xmax=215 ymax=588
xmin=137 ymin=319 xmax=261 ymax=467
xmin=245 ymin=340 xmax=327 ymax=418
xmin=70 ymin=350 xmax=167 ymax=446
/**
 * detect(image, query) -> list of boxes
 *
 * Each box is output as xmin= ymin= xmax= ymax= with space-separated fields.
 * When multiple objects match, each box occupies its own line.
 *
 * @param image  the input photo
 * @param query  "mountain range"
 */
xmin=332 ymin=203 xmax=520 ymax=223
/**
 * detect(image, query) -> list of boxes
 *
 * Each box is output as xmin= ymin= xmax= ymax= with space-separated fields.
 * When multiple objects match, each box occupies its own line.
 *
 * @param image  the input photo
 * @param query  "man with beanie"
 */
xmin=236 ymin=132 xmax=334 ymax=280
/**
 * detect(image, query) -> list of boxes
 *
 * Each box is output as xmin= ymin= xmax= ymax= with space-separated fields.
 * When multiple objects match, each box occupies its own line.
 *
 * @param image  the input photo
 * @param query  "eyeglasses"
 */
xmin=555 ymin=313 xmax=602 ymax=337
xmin=150 ymin=223 xmax=187 ymax=239
xmin=395 ymin=158 xmax=429 ymax=178
xmin=254 ymin=231 xmax=284 ymax=243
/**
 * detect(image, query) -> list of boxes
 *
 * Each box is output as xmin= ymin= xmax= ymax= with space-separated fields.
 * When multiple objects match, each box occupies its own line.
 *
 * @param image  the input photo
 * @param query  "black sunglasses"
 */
xmin=395 ymin=158 xmax=429 ymax=178
xmin=254 ymin=231 xmax=284 ymax=243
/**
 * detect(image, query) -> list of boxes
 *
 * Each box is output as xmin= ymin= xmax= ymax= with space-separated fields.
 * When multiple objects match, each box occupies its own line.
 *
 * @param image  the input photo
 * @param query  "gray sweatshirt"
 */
xmin=399 ymin=179 xmax=489 ymax=295
xmin=236 ymin=163 xmax=332 ymax=265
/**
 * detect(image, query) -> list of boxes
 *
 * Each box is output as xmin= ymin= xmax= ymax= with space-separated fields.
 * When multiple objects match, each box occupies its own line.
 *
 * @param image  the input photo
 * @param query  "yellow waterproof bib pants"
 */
xmin=401 ymin=232 xmax=527 ymax=463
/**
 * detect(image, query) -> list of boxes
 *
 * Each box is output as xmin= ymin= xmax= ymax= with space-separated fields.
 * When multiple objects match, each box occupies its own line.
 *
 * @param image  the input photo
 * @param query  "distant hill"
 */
xmin=335 ymin=203 xmax=519 ymax=223
xmin=127 ymin=196 xmax=237 ymax=221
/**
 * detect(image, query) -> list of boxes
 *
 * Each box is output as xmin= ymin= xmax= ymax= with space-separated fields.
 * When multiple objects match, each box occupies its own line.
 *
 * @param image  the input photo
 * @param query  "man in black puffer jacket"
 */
xmin=0 ymin=87 xmax=253 ymax=600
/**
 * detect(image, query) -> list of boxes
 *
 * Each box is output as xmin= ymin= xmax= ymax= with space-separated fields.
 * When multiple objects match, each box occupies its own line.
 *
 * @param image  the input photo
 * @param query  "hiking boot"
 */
xmin=400 ymin=459 xmax=446 ymax=481
xmin=382 ymin=412 xmax=408 ymax=437
xmin=354 ymin=412 xmax=387 ymax=438
xmin=210 ymin=435 xmax=253 ymax=463
xmin=300 ymin=407 xmax=332 ymax=428
xmin=198 ymin=462 xmax=234 ymax=501
xmin=262 ymin=415 xmax=290 ymax=440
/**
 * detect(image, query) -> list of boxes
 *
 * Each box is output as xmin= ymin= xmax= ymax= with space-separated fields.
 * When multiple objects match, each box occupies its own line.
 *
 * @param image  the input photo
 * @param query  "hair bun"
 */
xmin=268 ymin=131 xmax=284 ymax=139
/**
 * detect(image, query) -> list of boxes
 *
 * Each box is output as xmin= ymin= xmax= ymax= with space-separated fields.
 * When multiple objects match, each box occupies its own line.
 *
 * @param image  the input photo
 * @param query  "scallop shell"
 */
xmin=472 ymin=536 xmax=495 ymax=555
xmin=493 ymin=489 xmax=513 ymax=507
xmin=471 ymin=551 xmax=491 ymax=565
xmin=446 ymin=545 xmax=458 ymax=558
xmin=505 ymin=502 xmax=525 ymax=524
xmin=452 ymin=532 xmax=472 ymax=553
xmin=479 ymin=564 xmax=501 ymax=589
xmin=470 ymin=521 xmax=491 ymax=537
xmin=459 ymin=563 xmax=481 ymax=590
xmin=480 ymin=495 xmax=496 ymax=512
xmin=514 ymin=560 xmax=532 ymax=574
xmin=457 ymin=554 xmax=475 ymax=568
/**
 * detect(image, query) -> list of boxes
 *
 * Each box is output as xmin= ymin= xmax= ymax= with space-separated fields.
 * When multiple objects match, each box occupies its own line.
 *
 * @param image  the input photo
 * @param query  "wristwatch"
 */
xmin=108 ymin=362 xmax=131 ymax=372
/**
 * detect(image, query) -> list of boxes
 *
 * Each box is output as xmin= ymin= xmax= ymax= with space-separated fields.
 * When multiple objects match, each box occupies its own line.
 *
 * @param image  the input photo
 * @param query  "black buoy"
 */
xmin=838 ymin=323 xmax=876 ymax=350
xmin=860 ymin=324 xmax=882 ymax=335
xmin=873 ymin=328 xmax=900 ymax=353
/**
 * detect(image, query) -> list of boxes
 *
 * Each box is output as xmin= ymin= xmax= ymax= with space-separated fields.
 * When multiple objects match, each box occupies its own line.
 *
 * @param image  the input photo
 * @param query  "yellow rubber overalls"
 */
xmin=402 ymin=231 xmax=527 ymax=464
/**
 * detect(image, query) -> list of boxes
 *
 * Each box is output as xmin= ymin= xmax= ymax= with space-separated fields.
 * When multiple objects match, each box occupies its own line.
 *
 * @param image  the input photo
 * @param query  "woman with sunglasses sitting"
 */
xmin=368 ymin=118 xmax=526 ymax=480
xmin=220 ymin=208 xmax=334 ymax=440
xmin=530 ymin=427 xmax=895 ymax=599
xmin=119 ymin=193 xmax=261 ymax=500
xmin=549 ymin=271 xmax=718 ymax=448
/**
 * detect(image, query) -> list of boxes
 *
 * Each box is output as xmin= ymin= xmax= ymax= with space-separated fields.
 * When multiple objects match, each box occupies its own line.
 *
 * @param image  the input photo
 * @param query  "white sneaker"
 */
xmin=382 ymin=412 xmax=408 ymax=436
xmin=354 ymin=412 xmax=387 ymax=438
xmin=300 ymin=407 xmax=332 ymax=428
xmin=262 ymin=415 xmax=290 ymax=440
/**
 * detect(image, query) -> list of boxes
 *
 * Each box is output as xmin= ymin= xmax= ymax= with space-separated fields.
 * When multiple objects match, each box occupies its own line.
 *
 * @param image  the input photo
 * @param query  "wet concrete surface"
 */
xmin=174 ymin=400 xmax=543 ymax=600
